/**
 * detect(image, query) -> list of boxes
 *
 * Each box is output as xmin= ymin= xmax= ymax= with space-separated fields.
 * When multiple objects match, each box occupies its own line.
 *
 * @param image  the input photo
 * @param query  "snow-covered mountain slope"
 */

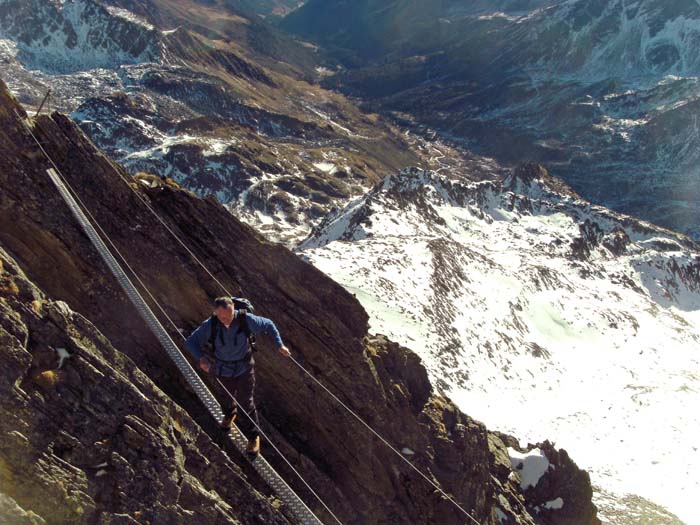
xmin=484 ymin=0 xmax=700 ymax=81
xmin=298 ymin=164 xmax=700 ymax=524
xmin=0 ymin=0 xmax=161 ymax=73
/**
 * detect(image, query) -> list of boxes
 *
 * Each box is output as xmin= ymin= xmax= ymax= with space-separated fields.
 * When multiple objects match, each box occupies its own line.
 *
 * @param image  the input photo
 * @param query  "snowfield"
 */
xmin=299 ymin=167 xmax=700 ymax=524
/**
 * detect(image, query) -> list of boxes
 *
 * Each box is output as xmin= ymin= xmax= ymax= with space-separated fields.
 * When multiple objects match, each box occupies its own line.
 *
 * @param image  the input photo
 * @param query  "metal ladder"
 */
xmin=46 ymin=168 xmax=324 ymax=525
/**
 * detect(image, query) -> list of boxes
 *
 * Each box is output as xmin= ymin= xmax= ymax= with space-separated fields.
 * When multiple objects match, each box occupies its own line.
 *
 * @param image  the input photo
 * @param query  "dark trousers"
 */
xmin=212 ymin=366 xmax=259 ymax=440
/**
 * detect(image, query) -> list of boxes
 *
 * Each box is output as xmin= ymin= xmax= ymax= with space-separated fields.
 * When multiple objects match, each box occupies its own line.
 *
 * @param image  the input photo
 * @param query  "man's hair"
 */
xmin=213 ymin=296 xmax=233 ymax=309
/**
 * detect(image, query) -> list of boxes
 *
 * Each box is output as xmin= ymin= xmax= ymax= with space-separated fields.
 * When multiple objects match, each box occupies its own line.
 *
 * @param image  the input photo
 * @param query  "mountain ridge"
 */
xmin=298 ymin=163 xmax=699 ymax=523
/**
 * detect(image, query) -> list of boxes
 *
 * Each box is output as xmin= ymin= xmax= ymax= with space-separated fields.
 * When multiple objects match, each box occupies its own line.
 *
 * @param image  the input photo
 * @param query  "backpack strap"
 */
xmin=208 ymin=314 xmax=220 ymax=350
xmin=238 ymin=310 xmax=258 ymax=355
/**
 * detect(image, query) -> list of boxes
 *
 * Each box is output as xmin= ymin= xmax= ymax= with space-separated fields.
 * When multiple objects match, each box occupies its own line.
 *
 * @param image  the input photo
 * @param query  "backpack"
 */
xmin=208 ymin=297 xmax=258 ymax=362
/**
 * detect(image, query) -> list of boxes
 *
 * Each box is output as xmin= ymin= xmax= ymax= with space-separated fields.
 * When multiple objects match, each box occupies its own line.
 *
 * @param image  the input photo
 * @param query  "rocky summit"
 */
xmin=0 ymin=78 xmax=599 ymax=524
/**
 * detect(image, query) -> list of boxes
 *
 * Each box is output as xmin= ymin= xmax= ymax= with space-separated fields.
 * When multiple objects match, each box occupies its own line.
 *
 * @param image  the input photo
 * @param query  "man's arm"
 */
xmin=245 ymin=313 xmax=284 ymax=348
xmin=185 ymin=318 xmax=212 ymax=361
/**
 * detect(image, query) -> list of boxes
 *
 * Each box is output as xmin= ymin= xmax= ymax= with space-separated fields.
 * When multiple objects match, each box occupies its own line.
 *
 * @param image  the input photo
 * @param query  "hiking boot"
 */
xmin=246 ymin=436 xmax=260 ymax=456
xmin=220 ymin=413 xmax=237 ymax=430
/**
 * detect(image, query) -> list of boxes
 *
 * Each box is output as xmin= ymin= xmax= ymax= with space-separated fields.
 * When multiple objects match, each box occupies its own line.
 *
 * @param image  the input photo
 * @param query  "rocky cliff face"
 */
xmin=0 ymin=79 xmax=599 ymax=524
xmin=0 ymin=0 xmax=162 ymax=73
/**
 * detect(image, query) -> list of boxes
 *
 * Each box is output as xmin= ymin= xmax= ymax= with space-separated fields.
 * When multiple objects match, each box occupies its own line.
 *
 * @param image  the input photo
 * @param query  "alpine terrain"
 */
xmin=1 ymin=0 xmax=697 ymax=524
xmin=0 ymin=0 xmax=422 ymax=244
xmin=0 ymin=77 xmax=599 ymax=525
xmin=284 ymin=0 xmax=700 ymax=240
xmin=298 ymin=163 xmax=700 ymax=524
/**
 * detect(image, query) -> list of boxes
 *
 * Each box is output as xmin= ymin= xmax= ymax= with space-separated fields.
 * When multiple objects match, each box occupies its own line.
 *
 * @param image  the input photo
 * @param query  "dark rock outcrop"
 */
xmin=0 ymin=245 xmax=290 ymax=525
xmin=532 ymin=443 xmax=598 ymax=525
xmin=505 ymin=163 xmax=582 ymax=201
xmin=0 ymin=78 xmax=599 ymax=524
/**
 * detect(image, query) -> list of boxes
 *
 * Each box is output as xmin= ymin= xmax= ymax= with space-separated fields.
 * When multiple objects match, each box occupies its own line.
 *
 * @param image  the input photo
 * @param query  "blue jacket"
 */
xmin=185 ymin=311 xmax=284 ymax=377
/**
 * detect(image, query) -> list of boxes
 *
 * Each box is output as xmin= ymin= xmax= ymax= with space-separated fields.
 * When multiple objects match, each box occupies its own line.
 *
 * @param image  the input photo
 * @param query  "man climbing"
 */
xmin=185 ymin=296 xmax=291 ymax=455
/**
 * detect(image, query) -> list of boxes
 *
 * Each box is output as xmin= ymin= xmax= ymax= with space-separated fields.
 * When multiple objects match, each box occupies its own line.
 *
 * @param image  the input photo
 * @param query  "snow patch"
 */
xmin=53 ymin=347 xmax=71 ymax=369
xmin=508 ymin=447 xmax=551 ymax=490
xmin=104 ymin=6 xmax=154 ymax=30
xmin=313 ymin=162 xmax=337 ymax=174
xmin=545 ymin=497 xmax=564 ymax=510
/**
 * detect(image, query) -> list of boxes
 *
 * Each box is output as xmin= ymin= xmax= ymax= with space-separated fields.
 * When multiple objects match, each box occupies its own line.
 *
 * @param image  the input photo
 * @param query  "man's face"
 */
xmin=215 ymin=304 xmax=234 ymax=326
